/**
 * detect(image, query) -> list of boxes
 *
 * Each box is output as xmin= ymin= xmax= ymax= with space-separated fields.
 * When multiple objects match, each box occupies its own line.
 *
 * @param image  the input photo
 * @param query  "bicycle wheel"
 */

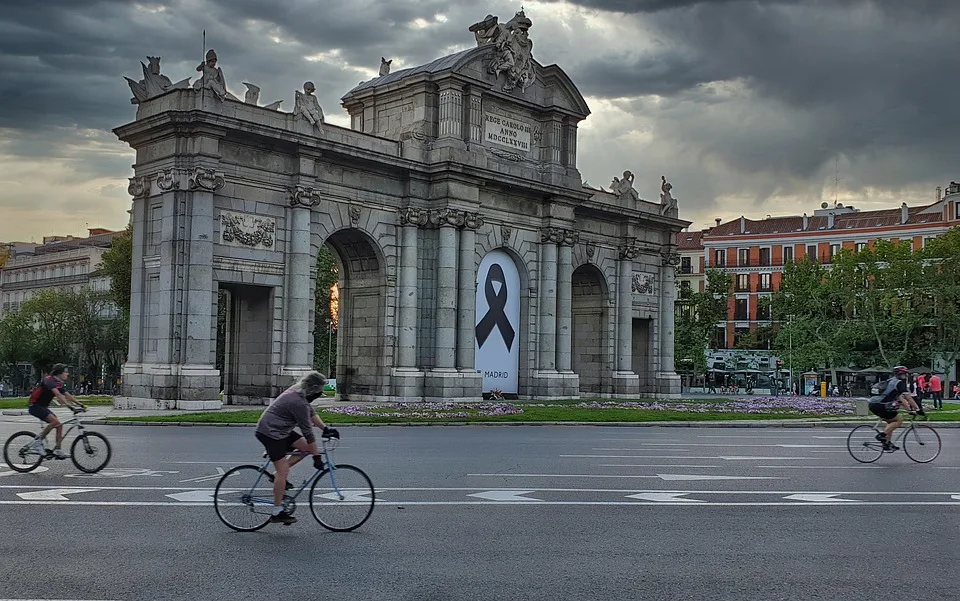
xmin=3 ymin=431 xmax=44 ymax=473
xmin=902 ymin=425 xmax=941 ymax=463
xmin=214 ymin=465 xmax=275 ymax=532
xmin=846 ymin=425 xmax=884 ymax=463
xmin=70 ymin=432 xmax=112 ymax=473
xmin=309 ymin=464 xmax=375 ymax=532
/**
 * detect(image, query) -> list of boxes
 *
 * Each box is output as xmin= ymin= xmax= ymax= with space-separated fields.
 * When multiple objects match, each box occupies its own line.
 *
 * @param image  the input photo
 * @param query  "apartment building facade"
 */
xmin=676 ymin=229 xmax=707 ymax=293
xmin=702 ymin=191 xmax=960 ymax=349
xmin=0 ymin=228 xmax=122 ymax=317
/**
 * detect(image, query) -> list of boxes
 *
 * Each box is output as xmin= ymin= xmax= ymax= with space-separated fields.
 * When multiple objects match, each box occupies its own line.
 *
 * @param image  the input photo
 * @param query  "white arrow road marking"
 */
xmin=627 ymin=492 xmax=705 ymax=503
xmin=314 ymin=490 xmax=374 ymax=502
xmin=784 ymin=493 xmax=860 ymax=503
xmin=0 ymin=463 xmax=49 ymax=476
xmin=951 ymin=495 xmax=960 ymax=500
xmin=165 ymin=490 xmax=216 ymax=503
xmin=657 ymin=474 xmax=784 ymax=481
xmin=178 ymin=467 xmax=225 ymax=483
xmin=468 ymin=490 xmax=543 ymax=502
xmin=16 ymin=488 xmax=98 ymax=501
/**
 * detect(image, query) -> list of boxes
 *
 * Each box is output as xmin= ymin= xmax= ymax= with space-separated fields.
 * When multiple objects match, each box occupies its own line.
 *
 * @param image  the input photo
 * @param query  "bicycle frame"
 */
xmin=244 ymin=437 xmax=344 ymax=510
xmin=871 ymin=413 xmax=924 ymax=444
xmin=35 ymin=413 xmax=88 ymax=446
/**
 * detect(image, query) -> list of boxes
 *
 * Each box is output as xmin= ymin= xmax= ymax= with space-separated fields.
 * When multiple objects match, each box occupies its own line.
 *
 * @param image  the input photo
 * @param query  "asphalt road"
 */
xmin=0 ymin=419 xmax=958 ymax=601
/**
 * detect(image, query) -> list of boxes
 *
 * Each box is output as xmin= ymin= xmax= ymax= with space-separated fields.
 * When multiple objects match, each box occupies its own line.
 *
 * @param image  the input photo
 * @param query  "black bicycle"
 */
xmin=3 ymin=406 xmax=112 ymax=473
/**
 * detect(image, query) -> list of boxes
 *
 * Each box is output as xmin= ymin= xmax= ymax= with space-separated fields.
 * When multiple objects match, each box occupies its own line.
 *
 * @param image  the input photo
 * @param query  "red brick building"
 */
xmin=698 ymin=190 xmax=960 ymax=349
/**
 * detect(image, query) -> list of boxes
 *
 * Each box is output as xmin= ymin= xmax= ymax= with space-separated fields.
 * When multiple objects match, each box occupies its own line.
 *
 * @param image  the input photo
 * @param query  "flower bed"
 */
xmin=323 ymin=397 xmax=855 ymax=418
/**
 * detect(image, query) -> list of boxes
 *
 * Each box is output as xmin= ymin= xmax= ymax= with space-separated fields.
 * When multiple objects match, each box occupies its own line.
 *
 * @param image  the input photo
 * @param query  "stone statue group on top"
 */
xmin=609 ymin=171 xmax=679 ymax=217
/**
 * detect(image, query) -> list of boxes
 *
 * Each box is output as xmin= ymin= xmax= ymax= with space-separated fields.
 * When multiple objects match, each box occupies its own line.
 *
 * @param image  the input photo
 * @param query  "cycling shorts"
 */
xmin=868 ymin=402 xmax=898 ymax=421
xmin=28 ymin=404 xmax=54 ymax=422
xmin=256 ymin=432 xmax=303 ymax=462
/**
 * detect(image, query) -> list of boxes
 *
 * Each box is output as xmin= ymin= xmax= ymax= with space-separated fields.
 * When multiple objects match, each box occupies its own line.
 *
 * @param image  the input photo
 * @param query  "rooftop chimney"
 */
xmin=827 ymin=212 xmax=835 ymax=229
xmin=937 ymin=186 xmax=942 ymax=202
xmin=715 ymin=218 xmax=721 ymax=227
xmin=802 ymin=213 xmax=808 ymax=230
xmin=901 ymin=202 xmax=909 ymax=224
xmin=739 ymin=215 xmax=746 ymax=234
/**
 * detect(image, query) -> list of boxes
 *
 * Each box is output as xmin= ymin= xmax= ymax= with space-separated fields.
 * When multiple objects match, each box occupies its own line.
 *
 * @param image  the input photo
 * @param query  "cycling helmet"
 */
xmin=892 ymin=365 xmax=909 ymax=375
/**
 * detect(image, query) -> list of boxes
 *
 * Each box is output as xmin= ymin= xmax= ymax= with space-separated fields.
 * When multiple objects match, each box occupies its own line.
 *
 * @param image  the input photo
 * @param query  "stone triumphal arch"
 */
xmin=114 ymin=11 xmax=688 ymax=409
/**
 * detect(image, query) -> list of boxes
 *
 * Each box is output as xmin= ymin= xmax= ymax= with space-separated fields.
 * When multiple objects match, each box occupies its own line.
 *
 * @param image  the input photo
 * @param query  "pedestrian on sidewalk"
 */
xmin=928 ymin=373 xmax=943 ymax=410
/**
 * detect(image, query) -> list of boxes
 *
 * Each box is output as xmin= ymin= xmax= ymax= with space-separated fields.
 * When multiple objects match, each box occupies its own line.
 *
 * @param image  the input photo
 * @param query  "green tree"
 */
xmin=98 ymin=223 xmax=133 ymax=318
xmin=922 ymin=226 xmax=960 ymax=372
xmin=0 ymin=310 xmax=33 ymax=385
xmin=313 ymin=245 xmax=339 ymax=377
xmin=771 ymin=257 xmax=846 ymax=373
xmin=17 ymin=289 xmax=82 ymax=375
xmin=675 ymin=270 xmax=732 ymax=376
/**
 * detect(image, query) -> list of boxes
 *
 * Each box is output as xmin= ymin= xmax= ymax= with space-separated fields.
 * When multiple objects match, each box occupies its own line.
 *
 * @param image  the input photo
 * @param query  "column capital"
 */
xmin=660 ymin=249 xmax=681 ymax=267
xmin=288 ymin=185 xmax=322 ymax=208
xmin=399 ymin=206 xmax=430 ymax=227
xmin=618 ymin=242 xmax=640 ymax=260
xmin=188 ymin=167 xmax=225 ymax=192
xmin=539 ymin=227 xmax=565 ymax=244
xmin=428 ymin=208 xmax=483 ymax=229
xmin=560 ymin=230 xmax=579 ymax=247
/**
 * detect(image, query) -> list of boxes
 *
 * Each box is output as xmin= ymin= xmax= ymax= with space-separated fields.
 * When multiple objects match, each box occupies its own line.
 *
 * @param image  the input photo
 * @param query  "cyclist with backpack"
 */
xmin=27 ymin=364 xmax=86 ymax=458
xmin=868 ymin=365 xmax=923 ymax=451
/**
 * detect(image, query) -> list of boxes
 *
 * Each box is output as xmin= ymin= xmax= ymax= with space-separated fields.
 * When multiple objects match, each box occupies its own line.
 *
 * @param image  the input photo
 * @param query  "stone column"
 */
xmin=538 ymin=228 xmax=562 ymax=371
xmin=433 ymin=209 xmax=461 ymax=371
xmin=617 ymin=243 xmax=640 ymax=372
xmin=457 ymin=213 xmax=484 ymax=370
xmin=283 ymin=186 xmax=320 ymax=375
xmin=657 ymin=247 xmax=682 ymax=396
xmin=556 ymin=230 xmax=578 ymax=372
xmin=659 ymin=250 xmax=678 ymax=374
xmin=397 ymin=208 xmax=428 ymax=368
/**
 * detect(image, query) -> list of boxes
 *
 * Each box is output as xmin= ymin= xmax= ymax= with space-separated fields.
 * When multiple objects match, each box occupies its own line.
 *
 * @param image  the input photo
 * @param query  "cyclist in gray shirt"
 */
xmin=255 ymin=371 xmax=338 ymax=525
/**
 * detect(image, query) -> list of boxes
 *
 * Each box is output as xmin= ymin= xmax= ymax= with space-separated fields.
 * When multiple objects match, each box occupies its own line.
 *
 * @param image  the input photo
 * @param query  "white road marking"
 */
xmin=165 ymin=490 xmax=216 ymax=502
xmin=0 ymin=500 xmax=957 ymax=507
xmin=178 ymin=467 xmax=225 ymax=483
xmin=65 ymin=468 xmax=178 ymax=479
xmin=468 ymin=473 xmax=784 ymax=480
xmin=602 ymin=443 xmax=838 ymax=448
xmin=315 ymin=490 xmax=375 ymax=502
xmin=0 ymin=598 xmax=123 ymax=601
xmin=562 ymin=455 xmax=821 ymax=460
xmin=784 ymin=493 xmax=860 ymax=503
xmin=468 ymin=490 xmax=542 ymax=502
xmin=17 ymin=488 xmax=98 ymax=501
xmin=626 ymin=492 xmax=704 ymax=503
xmin=756 ymin=465 xmax=888 ymax=469
xmin=0 ymin=463 xmax=50 ymax=476
xmin=598 ymin=464 xmax=721 ymax=468
xmin=657 ymin=474 xmax=783 ymax=481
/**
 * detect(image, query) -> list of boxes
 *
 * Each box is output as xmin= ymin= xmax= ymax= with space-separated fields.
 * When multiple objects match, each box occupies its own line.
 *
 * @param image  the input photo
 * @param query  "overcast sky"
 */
xmin=2 ymin=0 xmax=958 ymax=242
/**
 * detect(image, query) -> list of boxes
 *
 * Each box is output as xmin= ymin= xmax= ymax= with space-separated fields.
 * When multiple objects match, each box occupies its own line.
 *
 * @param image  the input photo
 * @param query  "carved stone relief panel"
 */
xmin=218 ymin=210 xmax=276 ymax=249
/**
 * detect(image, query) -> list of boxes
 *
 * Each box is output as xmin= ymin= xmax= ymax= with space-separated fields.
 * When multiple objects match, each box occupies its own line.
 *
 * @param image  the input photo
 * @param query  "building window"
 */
xmin=733 ymin=326 xmax=751 ymax=347
xmin=713 ymin=249 xmax=726 ymax=266
xmin=734 ymin=298 xmax=748 ymax=321
xmin=680 ymin=256 xmax=692 ymax=274
xmin=855 ymin=242 xmax=867 ymax=253
xmin=759 ymin=273 xmax=772 ymax=291
xmin=738 ymin=248 xmax=749 ymax=266
xmin=759 ymin=247 xmax=770 ymax=266
xmin=679 ymin=280 xmax=691 ymax=292
xmin=757 ymin=299 xmax=771 ymax=321
xmin=711 ymin=326 xmax=726 ymax=349
xmin=783 ymin=246 xmax=793 ymax=264
xmin=829 ymin=244 xmax=840 ymax=261
xmin=806 ymin=245 xmax=817 ymax=262
xmin=736 ymin=274 xmax=750 ymax=292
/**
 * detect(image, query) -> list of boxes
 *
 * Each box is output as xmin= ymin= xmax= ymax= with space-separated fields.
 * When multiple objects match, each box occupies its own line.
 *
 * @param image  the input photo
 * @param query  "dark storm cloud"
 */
xmin=2 ymin=0 xmax=959 ymax=235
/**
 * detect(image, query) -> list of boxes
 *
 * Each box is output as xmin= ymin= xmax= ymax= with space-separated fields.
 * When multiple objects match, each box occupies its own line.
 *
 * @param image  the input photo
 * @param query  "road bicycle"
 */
xmin=2 ymin=406 xmax=112 ymax=473
xmin=214 ymin=430 xmax=375 ymax=533
xmin=846 ymin=412 xmax=941 ymax=464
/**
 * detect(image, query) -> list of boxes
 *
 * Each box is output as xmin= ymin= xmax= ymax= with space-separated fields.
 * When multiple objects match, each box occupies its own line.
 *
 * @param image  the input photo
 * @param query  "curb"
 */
xmin=91 ymin=418 xmax=960 ymax=429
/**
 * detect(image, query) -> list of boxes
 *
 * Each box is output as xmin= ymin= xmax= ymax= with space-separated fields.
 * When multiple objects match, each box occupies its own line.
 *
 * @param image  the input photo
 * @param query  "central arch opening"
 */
xmin=571 ymin=263 xmax=609 ymax=394
xmin=319 ymin=228 xmax=385 ymax=401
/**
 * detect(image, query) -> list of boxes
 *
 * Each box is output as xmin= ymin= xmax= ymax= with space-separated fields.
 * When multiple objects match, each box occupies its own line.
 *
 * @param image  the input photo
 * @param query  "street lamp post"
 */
xmin=788 ymin=314 xmax=793 ymax=395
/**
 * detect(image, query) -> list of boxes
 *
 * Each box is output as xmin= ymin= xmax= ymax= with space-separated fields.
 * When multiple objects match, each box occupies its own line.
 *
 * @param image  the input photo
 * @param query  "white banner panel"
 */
xmin=475 ymin=249 xmax=521 ymax=394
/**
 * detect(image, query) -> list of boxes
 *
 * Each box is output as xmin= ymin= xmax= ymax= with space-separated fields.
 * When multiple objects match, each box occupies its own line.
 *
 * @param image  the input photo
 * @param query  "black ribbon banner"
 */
xmin=475 ymin=263 xmax=516 ymax=351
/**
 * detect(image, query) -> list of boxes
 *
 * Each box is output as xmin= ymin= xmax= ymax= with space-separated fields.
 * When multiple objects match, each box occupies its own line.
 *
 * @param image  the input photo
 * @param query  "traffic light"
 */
xmin=776 ymin=360 xmax=783 ymax=369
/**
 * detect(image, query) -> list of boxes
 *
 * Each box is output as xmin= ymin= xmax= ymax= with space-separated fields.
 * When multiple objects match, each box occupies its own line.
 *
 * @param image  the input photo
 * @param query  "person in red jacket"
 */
xmin=928 ymin=373 xmax=943 ymax=409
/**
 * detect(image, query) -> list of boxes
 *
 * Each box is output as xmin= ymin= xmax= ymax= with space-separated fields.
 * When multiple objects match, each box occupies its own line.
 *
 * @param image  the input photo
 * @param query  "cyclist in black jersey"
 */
xmin=868 ymin=366 xmax=923 ymax=450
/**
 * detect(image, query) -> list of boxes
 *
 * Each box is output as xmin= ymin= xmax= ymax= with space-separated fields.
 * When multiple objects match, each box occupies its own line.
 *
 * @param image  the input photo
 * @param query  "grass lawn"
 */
xmin=102 ymin=397 xmax=957 ymax=425
xmin=0 ymin=396 xmax=114 ymax=410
